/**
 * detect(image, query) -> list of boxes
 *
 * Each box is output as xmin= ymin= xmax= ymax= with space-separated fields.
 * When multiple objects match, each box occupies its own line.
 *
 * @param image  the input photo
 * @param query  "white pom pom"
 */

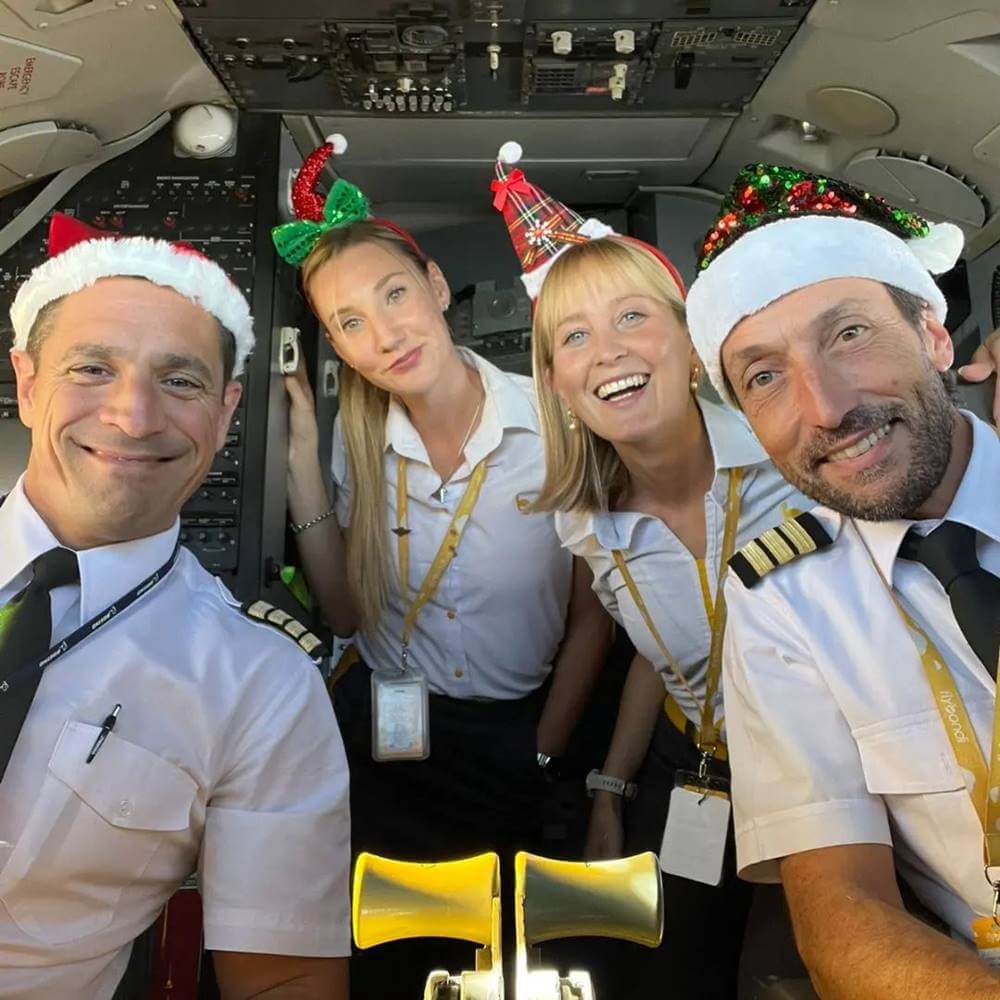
xmin=908 ymin=221 xmax=964 ymax=275
xmin=326 ymin=133 xmax=348 ymax=156
xmin=498 ymin=141 xmax=522 ymax=165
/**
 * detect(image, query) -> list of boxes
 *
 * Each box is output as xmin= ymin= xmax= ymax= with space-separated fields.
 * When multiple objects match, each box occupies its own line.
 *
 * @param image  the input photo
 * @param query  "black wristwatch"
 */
xmin=536 ymin=751 xmax=565 ymax=781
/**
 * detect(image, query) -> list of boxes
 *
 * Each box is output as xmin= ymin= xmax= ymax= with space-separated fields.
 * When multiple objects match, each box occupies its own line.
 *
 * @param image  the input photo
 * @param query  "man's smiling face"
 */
xmin=12 ymin=277 xmax=241 ymax=547
xmin=721 ymin=278 xmax=957 ymax=520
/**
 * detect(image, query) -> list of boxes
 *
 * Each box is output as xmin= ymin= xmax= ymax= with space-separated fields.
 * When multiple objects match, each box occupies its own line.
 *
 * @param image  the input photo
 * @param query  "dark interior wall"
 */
xmin=418 ymin=206 xmax=628 ymax=295
xmin=416 ymin=191 xmax=720 ymax=300
xmin=417 ymin=217 xmax=522 ymax=295
xmin=629 ymin=189 xmax=722 ymax=291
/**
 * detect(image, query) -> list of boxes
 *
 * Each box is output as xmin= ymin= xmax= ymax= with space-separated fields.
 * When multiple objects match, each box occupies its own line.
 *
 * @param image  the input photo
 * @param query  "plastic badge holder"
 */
xmin=371 ymin=667 xmax=430 ymax=762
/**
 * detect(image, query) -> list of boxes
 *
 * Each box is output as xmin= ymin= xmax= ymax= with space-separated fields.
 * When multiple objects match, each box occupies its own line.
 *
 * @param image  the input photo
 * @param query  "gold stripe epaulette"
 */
xmin=728 ymin=511 xmax=833 ymax=589
xmin=241 ymin=599 xmax=327 ymax=660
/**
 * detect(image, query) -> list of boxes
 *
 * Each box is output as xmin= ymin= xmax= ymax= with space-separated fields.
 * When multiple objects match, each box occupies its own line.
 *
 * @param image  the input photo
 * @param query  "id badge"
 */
xmin=658 ymin=770 xmax=731 ymax=886
xmin=971 ymin=917 xmax=1000 ymax=968
xmin=371 ymin=668 xmax=430 ymax=762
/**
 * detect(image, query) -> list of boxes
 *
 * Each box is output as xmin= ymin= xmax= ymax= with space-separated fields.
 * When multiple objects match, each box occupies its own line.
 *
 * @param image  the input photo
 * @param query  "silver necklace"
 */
xmin=431 ymin=388 xmax=485 ymax=504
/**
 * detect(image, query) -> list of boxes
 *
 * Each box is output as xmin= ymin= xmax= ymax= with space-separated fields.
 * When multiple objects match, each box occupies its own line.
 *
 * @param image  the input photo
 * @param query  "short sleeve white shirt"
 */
xmin=556 ymin=398 xmax=811 ymax=727
xmin=0 ymin=479 xmax=352 ymax=1000
xmin=722 ymin=413 xmax=1000 ymax=938
xmin=331 ymin=351 xmax=572 ymax=698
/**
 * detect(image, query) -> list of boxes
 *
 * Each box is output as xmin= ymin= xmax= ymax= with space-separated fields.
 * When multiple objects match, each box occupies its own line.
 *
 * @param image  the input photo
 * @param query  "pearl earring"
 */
xmin=565 ymin=408 xmax=578 ymax=431
xmin=690 ymin=366 xmax=700 ymax=393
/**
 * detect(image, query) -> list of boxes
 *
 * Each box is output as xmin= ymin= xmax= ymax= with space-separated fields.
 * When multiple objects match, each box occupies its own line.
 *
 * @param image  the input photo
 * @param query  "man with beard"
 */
xmin=0 ymin=214 xmax=350 ymax=999
xmin=685 ymin=165 xmax=1000 ymax=1000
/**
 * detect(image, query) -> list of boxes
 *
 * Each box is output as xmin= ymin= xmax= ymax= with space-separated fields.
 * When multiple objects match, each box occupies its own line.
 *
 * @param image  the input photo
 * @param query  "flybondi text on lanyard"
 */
xmin=853 ymin=520 xmax=1000 ymax=949
xmin=611 ymin=467 xmax=743 ymax=888
xmin=369 ymin=455 xmax=489 ymax=763
xmin=0 ymin=544 xmax=180 ymax=701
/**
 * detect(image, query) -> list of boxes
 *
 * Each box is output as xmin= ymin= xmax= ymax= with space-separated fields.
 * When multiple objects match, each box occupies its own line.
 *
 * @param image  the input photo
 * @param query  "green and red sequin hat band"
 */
xmin=698 ymin=163 xmax=931 ymax=271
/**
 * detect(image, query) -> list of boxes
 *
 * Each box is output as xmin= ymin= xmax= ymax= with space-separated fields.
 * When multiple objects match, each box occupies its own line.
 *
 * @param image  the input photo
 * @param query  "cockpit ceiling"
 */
xmin=180 ymin=0 xmax=808 ymax=119
xmin=178 ymin=0 xmax=811 ymax=203
xmin=702 ymin=0 xmax=1000 ymax=255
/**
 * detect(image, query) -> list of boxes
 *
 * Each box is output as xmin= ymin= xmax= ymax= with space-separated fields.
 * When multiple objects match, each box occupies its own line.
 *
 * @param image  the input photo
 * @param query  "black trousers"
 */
xmin=570 ymin=714 xmax=754 ymax=999
xmin=333 ymin=663 xmax=547 ymax=1000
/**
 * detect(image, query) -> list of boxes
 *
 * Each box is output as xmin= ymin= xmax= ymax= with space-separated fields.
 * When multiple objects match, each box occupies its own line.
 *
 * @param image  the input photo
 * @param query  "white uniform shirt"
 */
xmin=556 ymin=398 xmax=810 ymax=727
xmin=0 ymin=478 xmax=351 ymax=1000
xmin=723 ymin=412 xmax=1000 ymax=939
xmin=332 ymin=350 xmax=572 ymax=699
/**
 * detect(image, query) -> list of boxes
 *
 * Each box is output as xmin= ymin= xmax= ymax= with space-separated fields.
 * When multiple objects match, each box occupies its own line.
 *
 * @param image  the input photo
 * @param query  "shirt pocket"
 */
xmin=0 ymin=720 xmax=197 ymax=945
xmin=853 ymin=712 xmax=968 ymax=796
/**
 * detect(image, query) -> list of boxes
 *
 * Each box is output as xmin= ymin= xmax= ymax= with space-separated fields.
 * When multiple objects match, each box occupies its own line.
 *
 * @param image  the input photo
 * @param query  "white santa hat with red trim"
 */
xmin=685 ymin=163 xmax=964 ymax=405
xmin=10 ymin=213 xmax=255 ymax=376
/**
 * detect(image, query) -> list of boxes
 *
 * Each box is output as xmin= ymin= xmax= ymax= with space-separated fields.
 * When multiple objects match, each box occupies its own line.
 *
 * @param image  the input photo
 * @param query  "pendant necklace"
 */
xmin=431 ymin=388 xmax=485 ymax=504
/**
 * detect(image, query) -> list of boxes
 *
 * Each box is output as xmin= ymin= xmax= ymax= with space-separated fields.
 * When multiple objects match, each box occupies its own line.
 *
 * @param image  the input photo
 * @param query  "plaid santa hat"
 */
xmin=490 ymin=141 xmax=685 ymax=301
xmin=10 ymin=213 xmax=255 ymax=375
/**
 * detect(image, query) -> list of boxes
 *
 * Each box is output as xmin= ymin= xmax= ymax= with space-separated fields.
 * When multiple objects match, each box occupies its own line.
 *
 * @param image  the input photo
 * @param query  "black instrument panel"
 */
xmin=178 ymin=0 xmax=812 ymax=116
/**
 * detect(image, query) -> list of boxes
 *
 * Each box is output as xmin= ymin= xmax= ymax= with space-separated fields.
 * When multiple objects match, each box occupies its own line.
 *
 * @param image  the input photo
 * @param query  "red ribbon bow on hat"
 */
xmin=491 ymin=168 xmax=534 ymax=212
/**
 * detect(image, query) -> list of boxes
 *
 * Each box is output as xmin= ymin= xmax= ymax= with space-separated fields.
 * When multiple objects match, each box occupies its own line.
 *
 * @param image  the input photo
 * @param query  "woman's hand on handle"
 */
xmin=285 ymin=363 xmax=322 ymax=488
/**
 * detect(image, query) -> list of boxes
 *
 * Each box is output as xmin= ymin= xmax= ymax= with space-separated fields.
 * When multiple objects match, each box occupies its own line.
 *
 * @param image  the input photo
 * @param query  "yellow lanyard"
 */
xmin=853 ymin=520 xmax=1000 ymax=909
xmin=612 ymin=467 xmax=744 ymax=754
xmin=395 ymin=456 xmax=489 ymax=669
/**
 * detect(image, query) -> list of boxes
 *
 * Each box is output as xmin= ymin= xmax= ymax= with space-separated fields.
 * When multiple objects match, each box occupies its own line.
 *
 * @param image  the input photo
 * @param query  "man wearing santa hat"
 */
xmin=686 ymin=165 xmax=1000 ymax=998
xmin=0 ymin=214 xmax=350 ymax=999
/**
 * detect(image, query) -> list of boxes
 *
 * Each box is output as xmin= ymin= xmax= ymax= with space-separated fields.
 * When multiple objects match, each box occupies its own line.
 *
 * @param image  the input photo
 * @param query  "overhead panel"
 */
xmin=177 ymin=0 xmax=812 ymax=116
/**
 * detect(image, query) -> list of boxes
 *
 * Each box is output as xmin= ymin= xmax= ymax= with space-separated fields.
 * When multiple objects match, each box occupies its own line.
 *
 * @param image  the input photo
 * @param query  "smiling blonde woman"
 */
xmin=273 ymin=136 xmax=613 ymax=999
xmin=489 ymin=142 xmax=812 ymax=997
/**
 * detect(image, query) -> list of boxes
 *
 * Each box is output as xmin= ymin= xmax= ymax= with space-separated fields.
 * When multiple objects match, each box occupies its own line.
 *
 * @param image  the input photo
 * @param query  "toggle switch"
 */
xmin=609 ymin=62 xmax=628 ymax=101
xmin=614 ymin=29 xmax=635 ymax=55
xmin=551 ymin=30 xmax=573 ymax=56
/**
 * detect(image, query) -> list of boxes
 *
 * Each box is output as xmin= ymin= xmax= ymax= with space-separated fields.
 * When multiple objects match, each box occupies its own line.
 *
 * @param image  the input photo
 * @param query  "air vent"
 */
xmin=534 ymin=65 xmax=578 ymax=93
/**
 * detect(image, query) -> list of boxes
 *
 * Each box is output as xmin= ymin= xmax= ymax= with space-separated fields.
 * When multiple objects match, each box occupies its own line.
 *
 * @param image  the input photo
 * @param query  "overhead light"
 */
xmin=800 ymin=120 xmax=822 ymax=142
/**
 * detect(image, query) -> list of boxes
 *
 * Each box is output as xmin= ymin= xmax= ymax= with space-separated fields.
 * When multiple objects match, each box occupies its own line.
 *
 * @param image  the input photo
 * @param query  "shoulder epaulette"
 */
xmin=728 ymin=511 xmax=833 ymax=589
xmin=241 ymin=599 xmax=328 ymax=660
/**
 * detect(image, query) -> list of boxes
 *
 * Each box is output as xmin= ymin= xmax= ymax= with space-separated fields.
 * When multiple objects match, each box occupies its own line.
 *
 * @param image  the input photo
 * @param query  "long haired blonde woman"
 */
xmin=274 ymin=136 xmax=612 ymax=999
xmin=490 ymin=142 xmax=812 ymax=997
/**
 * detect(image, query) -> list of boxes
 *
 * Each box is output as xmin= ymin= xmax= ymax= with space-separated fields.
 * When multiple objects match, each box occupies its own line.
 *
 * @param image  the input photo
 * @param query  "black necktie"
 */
xmin=0 ymin=547 xmax=79 ymax=781
xmin=898 ymin=522 xmax=1000 ymax=679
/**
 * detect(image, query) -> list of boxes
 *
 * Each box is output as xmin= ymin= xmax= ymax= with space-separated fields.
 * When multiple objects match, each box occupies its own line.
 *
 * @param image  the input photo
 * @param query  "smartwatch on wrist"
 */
xmin=586 ymin=769 xmax=637 ymax=800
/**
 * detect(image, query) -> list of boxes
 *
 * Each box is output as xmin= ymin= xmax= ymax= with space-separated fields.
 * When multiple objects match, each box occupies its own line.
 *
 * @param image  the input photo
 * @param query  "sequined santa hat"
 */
xmin=272 ymin=133 xmax=425 ymax=268
xmin=490 ymin=141 xmax=686 ymax=301
xmin=686 ymin=163 xmax=965 ymax=405
xmin=10 ymin=212 xmax=255 ymax=375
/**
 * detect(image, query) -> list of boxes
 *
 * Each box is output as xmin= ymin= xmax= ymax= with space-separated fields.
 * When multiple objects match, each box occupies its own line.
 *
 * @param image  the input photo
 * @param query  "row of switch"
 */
xmin=180 ymin=528 xmax=236 ymax=546
xmin=364 ymin=81 xmax=454 ymax=113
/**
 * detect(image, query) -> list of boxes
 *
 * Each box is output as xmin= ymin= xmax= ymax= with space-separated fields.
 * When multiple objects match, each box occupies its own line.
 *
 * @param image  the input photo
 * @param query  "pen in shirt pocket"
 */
xmin=86 ymin=704 xmax=121 ymax=763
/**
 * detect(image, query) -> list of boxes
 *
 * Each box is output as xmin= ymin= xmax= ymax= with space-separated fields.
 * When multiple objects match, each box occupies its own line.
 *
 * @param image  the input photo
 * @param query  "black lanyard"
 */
xmin=0 ymin=541 xmax=181 ymax=702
